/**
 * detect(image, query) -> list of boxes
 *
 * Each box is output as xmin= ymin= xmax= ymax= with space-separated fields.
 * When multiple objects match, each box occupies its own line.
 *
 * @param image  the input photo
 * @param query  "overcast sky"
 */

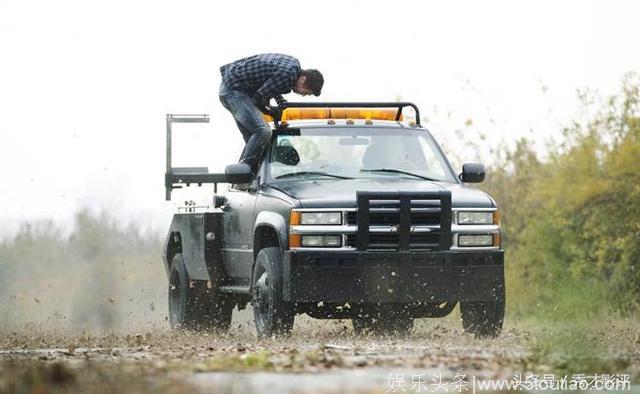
xmin=1 ymin=0 xmax=639 ymax=236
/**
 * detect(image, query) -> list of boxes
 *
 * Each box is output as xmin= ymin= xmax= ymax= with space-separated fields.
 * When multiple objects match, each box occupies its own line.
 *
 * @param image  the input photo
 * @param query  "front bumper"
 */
xmin=282 ymin=250 xmax=504 ymax=303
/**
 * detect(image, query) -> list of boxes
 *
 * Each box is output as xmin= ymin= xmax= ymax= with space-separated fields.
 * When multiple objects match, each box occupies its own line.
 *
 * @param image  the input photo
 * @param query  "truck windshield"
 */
xmin=268 ymin=128 xmax=457 ymax=183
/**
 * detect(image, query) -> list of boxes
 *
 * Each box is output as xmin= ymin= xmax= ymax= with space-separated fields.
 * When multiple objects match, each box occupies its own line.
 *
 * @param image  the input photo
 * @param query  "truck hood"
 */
xmin=268 ymin=178 xmax=494 ymax=208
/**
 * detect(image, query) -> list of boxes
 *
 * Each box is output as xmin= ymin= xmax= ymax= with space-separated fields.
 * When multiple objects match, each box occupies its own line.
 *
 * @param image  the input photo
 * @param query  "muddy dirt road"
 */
xmin=1 ymin=310 xmax=638 ymax=393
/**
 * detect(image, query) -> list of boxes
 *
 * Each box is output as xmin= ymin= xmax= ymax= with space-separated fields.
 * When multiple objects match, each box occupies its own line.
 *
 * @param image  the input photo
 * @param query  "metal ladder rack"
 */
xmin=165 ymin=114 xmax=226 ymax=200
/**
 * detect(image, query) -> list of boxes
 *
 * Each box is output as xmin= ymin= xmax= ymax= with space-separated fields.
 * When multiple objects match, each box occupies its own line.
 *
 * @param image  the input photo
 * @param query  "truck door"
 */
xmin=222 ymin=184 xmax=258 ymax=283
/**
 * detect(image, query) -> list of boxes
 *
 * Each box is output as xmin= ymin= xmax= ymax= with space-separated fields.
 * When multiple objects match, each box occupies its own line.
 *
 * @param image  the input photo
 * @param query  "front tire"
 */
xmin=252 ymin=247 xmax=294 ymax=337
xmin=168 ymin=253 xmax=232 ymax=331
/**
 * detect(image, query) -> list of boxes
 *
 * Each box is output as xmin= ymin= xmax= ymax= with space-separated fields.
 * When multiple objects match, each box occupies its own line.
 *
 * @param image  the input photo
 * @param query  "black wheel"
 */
xmin=352 ymin=311 xmax=414 ymax=336
xmin=252 ymin=247 xmax=294 ymax=337
xmin=460 ymin=287 xmax=505 ymax=338
xmin=168 ymin=253 xmax=233 ymax=331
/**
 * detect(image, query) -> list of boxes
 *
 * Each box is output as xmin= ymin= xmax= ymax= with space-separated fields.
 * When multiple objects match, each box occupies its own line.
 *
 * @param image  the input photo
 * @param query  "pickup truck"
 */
xmin=163 ymin=102 xmax=505 ymax=338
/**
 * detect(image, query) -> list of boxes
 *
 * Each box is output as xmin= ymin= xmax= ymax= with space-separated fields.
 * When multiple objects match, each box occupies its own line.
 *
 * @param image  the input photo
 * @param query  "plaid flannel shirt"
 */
xmin=220 ymin=53 xmax=301 ymax=102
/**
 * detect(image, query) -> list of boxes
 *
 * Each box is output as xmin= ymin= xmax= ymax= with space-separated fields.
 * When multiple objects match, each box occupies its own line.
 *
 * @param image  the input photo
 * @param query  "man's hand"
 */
xmin=265 ymin=105 xmax=282 ymax=120
xmin=252 ymin=93 xmax=283 ymax=119
xmin=252 ymin=92 xmax=270 ymax=113
xmin=252 ymin=93 xmax=284 ymax=120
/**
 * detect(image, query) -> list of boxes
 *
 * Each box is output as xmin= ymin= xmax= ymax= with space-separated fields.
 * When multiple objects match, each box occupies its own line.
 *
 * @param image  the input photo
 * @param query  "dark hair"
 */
xmin=300 ymin=69 xmax=324 ymax=96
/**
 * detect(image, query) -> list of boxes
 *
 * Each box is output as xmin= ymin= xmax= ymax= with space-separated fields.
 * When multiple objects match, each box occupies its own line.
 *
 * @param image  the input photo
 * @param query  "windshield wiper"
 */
xmin=360 ymin=168 xmax=439 ymax=181
xmin=275 ymin=171 xmax=353 ymax=180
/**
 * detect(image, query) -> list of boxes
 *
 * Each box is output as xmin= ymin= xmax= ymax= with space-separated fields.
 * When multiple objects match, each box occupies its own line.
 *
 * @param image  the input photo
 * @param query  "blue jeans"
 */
xmin=219 ymin=82 xmax=272 ymax=169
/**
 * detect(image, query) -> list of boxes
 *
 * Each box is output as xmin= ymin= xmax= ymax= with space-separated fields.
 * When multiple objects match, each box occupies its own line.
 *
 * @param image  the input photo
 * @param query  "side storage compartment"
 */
xmin=163 ymin=213 xmax=208 ymax=281
xmin=163 ymin=211 xmax=227 ymax=283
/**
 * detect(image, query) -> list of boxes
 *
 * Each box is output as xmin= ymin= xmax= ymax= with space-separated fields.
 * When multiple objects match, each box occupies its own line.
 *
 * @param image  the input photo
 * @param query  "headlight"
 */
xmin=301 ymin=235 xmax=342 ymax=247
xmin=458 ymin=234 xmax=494 ymax=247
xmin=300 ymin=212 xmax=342 ymax=225
xmin=458 ymin=211 xmax=494 ymax=225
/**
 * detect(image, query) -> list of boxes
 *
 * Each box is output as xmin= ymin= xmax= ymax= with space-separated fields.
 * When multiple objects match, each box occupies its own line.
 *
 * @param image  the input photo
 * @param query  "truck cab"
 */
xmin=163 ymin=102 xmax=504 ymax=337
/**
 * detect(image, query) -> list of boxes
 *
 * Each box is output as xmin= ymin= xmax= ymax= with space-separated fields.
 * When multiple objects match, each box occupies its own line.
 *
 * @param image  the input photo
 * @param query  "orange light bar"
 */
xmin=263 ymin=108 xmax=403 ymax=122
xmin=331 ymin=109 xmax=402 ymax=121
xmin=283 ymin=108 xmax=330 ymax=121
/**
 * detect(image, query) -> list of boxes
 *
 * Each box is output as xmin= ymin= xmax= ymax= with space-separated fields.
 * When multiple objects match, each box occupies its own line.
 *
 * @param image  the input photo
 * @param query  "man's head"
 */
xmin=293 ymin=69 xmax=324 ymax=96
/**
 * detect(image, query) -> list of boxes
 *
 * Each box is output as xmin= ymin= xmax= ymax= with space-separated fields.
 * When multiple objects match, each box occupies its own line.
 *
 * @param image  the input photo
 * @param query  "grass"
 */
xmin=509 ymin=278 xmax=639 ymax=377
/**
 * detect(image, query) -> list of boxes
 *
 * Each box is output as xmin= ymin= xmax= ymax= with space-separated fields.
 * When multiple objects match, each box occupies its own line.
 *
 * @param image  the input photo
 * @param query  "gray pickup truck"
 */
xmin=163 ymin=102 xmax=504 ymax=338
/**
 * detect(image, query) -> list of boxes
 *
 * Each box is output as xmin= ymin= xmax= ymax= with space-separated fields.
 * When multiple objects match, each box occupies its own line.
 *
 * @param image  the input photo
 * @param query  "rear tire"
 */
xmin=252 ymin=247 xmax=294 ymax=337
xmin=168 ymin=253 xmax=232 ymax=331
xmin=460 ymin=287 xmax=505 ymax=338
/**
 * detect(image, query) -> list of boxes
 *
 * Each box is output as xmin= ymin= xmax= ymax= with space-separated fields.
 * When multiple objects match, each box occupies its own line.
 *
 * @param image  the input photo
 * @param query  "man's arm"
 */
xmin=252 ymin=71 xmax=294 ymax=117
xmin=250 ymin=93 xmax=287 ymax=110
xmin=252 ymin=93 xmax=282 ymax=119
xmin=255 ymin=71 xmax=295 ymax=103
xmin=274 ymin=95 xmax=288 ymax=106
xmin=252 ymin=93 xmax=271 ymax=114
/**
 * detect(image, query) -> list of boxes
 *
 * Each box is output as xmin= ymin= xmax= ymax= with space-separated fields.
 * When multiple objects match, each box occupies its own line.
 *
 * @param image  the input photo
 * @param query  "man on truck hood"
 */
xmin=219 ymin=53 xmax=324 ymax=172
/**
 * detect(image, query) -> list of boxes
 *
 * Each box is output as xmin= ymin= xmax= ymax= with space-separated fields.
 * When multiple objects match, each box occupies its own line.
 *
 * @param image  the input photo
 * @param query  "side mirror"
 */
xmin=225 ymin=163 xmax=253 ymax=184
xmin=460 ymin=163 xmax=485 ymax=183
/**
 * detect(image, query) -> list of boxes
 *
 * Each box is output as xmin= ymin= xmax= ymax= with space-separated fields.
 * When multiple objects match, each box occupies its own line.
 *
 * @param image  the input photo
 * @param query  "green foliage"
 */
xmin=482 ymin=73 xmax=640 ymax=317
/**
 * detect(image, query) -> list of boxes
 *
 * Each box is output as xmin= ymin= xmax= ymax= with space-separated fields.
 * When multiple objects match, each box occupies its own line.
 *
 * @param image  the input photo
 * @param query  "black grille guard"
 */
xmin=355 ymin=191 xmax=452 ymax=251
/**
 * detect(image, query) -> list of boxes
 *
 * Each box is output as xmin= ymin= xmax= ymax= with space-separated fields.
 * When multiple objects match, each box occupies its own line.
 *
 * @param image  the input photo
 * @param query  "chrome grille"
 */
xmin=345 ymin=208 xmax=441 ymax=226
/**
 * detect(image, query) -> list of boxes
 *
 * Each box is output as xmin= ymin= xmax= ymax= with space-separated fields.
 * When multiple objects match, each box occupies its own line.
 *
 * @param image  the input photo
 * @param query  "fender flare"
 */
xmin=253 ymin=211 xmax=288 ymax=255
